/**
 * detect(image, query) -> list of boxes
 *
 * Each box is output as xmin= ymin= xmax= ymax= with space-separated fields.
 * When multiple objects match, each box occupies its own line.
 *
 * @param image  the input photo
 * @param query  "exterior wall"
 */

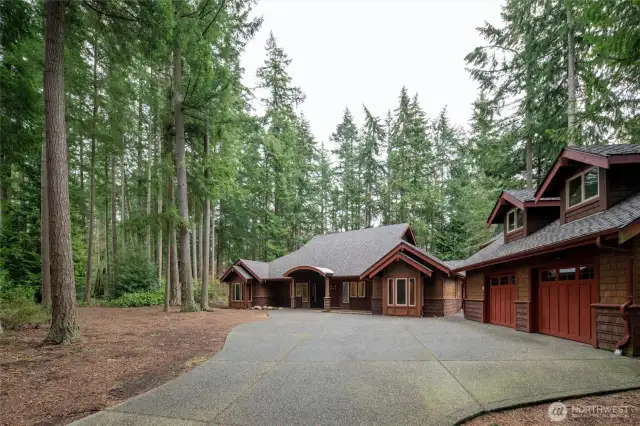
xmin=505 ymin=227 xmax=524 ymax=244
xmin=225 ymin=271 xmax=249 ymax=309
xmin=326 ymin=277 xmax=372 ymax=311
xmin=382 ymin=260 xmax=423 ymax=317
xmin=422 ymin=271 xmax=463 ymax=317
xmin=607 ymin=164 xmax=640 ymax=208
xmin=372 ymin=277 xmax=383 ymax=315
xmin=599 ymin=250 xmax=629 ymax=304
xmin=464 ymin=270 xmax=485 ymax=322
xmin=525 ymin=206 xmax=559 ymax=236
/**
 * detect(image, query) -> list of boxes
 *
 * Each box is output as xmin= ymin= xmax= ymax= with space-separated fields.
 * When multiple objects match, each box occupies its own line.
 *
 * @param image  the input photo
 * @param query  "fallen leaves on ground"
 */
xmin=0 ymin=306 xmax=266 ymax=426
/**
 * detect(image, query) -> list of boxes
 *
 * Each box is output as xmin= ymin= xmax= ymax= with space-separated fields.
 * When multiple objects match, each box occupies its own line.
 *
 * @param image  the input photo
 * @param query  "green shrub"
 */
xmin=105 ymin=290 xmax=165 ymax=308
xmin=109 ymin=246 xmax=158 ymax=297
xmin=193 ymin=279 xmax=228 ymax=307
xmin=0 ymin=284 xmax=49 ymax=330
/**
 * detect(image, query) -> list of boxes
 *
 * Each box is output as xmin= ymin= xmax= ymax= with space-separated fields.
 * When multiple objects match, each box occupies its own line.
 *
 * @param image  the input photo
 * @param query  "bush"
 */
xmin=193 ymin=279 xmax=228 ymax=307
xmin=0 ymin=284 xmax=49 ymax=330
xmin=109 ymin=247 xmax=158 ymax=297
xmin=105 ymin=290 xmax=165 ymax=308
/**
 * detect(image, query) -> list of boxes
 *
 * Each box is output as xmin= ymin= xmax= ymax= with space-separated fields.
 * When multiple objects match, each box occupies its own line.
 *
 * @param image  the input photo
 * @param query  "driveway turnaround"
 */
xmin=74 ymin=311 xmax=640 ymax=426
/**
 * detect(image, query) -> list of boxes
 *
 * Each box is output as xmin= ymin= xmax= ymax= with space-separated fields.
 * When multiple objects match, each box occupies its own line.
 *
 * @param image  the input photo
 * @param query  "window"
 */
xmin=567 ymin=167 xmax=599 ymax=208
xmin=490 ymin=277 xmax=499 ymax=286
xmin=301 ymin=283 xmax=308 ymax=303
xmin=311 ymin=283 xmax=316 ymax=303
xmin=541 ymin=269 xmax=557 ymax=282
xmin=342 ymin=281 xmax=350 ymax=303
xmin=409 ymin=278 xmax=416 ymax=306
xmin=358 ymin=281 xmax=366 ymax=298
xmin=248 ymin=283 xmax=252 ymax=302
xmin=500 ymin=276 xmax=509 ymax=285
xmin=559 ymin=267 xmax=576 ymax=281
xmin=350 ymin=281 xmax=358 ymax=298
xmin=579 ymin=265 xmax=595 ymax=280
xmin=295 ymin=283 xmax=302 ymax=298
xmin=507 ymin=208 xmax=524 ymax=233
xmin=395 ymin=278 xmax=407 ymax=306
xmin=387 ymin=278 xmax=394 ymax=306
xmin=491 ymin=274 xmax=515 ymax=287
xmin=231 ymin=283 xmax=242 ymax=301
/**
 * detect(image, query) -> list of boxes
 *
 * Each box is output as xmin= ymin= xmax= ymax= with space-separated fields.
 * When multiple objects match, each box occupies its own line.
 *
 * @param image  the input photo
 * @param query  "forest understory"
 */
xmin=0 ymin=307 xmax=266 ymax=426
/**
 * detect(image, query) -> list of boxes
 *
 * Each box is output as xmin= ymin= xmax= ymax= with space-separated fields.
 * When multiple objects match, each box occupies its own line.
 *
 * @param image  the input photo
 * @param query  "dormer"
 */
xmin=535 ymin=145 xmax=640 ymax=224
xmin=487 ymin=189 xmax=560 ymax=244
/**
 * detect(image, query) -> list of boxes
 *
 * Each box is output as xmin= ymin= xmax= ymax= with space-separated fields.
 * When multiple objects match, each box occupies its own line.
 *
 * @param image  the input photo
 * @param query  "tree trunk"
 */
xmin=198 ymin=212 xmax=203 ymax=282
xmin=566 ymin=0 xmax=577 ymax=146
xmin=41 ymin=136 xmax=52 ymax=307
xmin=111 ymin=155 xmax=117 ymax=294
xmin=164 ymin=223 xmax=170 ymax=312
xmin=43 ymin=0 xmax=79 ymax=344
xmin=155 ymin=112 xmax=163 ymax=284
xmin=201 ymin=124 xmax=210 ymax=310
xmin=104 ymin=140 xmax=110 ymax=296
xmin=168 ymin=176 xmax=180 ymax=305
xmin=173 ymin=42 xmax=196 ymax=311
xmin=192 ymin=199 xmax=198 ymax=282
xmin=120 ymin=145 xmax=126 ymax=246
xmin=84 ymin=33 xmax=98 ymax=305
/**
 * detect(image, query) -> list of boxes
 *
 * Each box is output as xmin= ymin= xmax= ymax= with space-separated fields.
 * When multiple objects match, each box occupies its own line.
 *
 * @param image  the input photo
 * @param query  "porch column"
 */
xmin=290 ymin=278 xmax=297 ymax=309
xmin=323 ymin=276 xmax=331 ymax=312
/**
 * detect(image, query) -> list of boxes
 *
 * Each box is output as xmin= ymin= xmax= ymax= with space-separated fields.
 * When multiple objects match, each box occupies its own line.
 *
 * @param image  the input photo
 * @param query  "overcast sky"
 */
xmin=241 ymin=0 xmax=504 ymax=146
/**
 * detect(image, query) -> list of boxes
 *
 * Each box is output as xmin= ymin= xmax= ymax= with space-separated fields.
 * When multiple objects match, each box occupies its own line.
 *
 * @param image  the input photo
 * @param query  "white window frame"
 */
xmin=566 ymin=166 xmax=599 ymax=209
xmin=408 ymin=278 xmax=416 ymax=306
xmin=358 ymin=281 xmax=366 ymax=298
xmin=387 ymin=278 xmax=394 ymax=306
xmin=301 ymin=282 xmax=308 ymax=303
xmin=248 ymin=282 xmax=252 ymax=302
xmin=231 ymin=282 xmax=242 ymax=302
xmin=394 ymin=278 xmax=408 ymax=306
xmin=506 ymin=208 xmax=523 ymax=234
xmin=311 ymin=283 xmax=316 ymax=303
xmin=342 ymin=281 xmax=350 ymax=304
xmin=295 ymin=282 xmax=302 ymax=298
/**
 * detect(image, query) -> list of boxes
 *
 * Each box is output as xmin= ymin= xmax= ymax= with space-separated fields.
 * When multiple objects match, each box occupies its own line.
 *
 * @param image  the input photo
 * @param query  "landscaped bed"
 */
xmin=0 ymin=306 xmax=266 ymax=426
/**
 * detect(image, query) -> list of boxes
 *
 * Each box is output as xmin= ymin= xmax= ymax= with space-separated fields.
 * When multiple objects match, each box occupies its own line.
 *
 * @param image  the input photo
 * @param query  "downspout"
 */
xmin=596 ymin=237 xmax=632 ymax=355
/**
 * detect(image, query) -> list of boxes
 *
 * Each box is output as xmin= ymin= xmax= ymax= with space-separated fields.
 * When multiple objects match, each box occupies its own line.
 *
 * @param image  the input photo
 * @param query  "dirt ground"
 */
xmin=0 ymin=306 xmax=266 ymax=426
xmin=465 ymin=389 xmax=640 ymax=425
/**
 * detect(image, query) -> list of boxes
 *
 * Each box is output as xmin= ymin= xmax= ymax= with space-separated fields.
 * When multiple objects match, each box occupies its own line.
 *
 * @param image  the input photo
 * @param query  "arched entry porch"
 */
xmin=284 ymin=266 xmax=334 ymax=311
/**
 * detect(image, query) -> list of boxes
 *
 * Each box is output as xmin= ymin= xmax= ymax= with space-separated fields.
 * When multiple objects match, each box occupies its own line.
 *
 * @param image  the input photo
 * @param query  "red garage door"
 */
xmin=539 ymin=265 xmax=594 ymax=344
xmin=489 ymin=274 xmax=517 ymax=327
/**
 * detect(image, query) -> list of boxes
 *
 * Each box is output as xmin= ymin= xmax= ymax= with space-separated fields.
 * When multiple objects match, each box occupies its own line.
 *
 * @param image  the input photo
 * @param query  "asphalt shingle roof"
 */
xmin=504 ymin=188 xmax=559 ymax=202
xmin=235 ymin=224 xmax=454 ymax=280
xmin=568 ymin=144 xmax=640 ymax=157
xmin=454 ymin=191 xmax=640 ymax=271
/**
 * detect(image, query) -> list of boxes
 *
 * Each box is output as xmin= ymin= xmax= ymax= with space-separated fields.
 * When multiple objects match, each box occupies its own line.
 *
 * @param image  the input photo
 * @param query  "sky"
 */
xmin=241 ymin=0 xmax=504 ymax=146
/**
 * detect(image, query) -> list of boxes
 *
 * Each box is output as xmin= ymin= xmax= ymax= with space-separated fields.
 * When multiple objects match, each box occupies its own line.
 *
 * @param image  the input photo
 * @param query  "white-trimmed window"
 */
xmin=342 ymin=282 xmax=350 ymax=303
xmin=387 ymin=278 xmax=394 ymax=306
xmin=408 ymin=278 xmax=416 ymax=306
xmin=295 ymin=283 xmax=303 ymax=298
xmin=506 ymin=208 xmax=524 ymax=233
xmin=350 ymin=281 xmax=358 ymax=298
xmin=567 ymin=167 xmax=599 ymax=208
xmin=395 ymin=278 xmax=407 ymax=306
xmin=358 ymin=281 xmax=365 ymax=298
xmin=311 ymin=283 xmax=316 ymax=303
xmin=231 ymin=282 xmax=242 ymax=302
xmin=301 ymin=283 xmax=308 ymax=303
xmin=248 ymin=282 xmax=252 ymax=302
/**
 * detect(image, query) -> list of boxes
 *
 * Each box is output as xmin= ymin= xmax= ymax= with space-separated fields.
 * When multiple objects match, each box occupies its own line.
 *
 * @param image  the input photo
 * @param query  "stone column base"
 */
xmin=323 ymin=297 xmax=331 ymax=312
xmin=290 ymin=297 xmax=297 ymax=309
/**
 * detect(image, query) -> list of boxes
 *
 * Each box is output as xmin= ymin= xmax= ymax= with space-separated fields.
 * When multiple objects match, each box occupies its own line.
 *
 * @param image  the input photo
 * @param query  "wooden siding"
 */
xmin=607 ymin=163 xmax=640 ymax=208
xmin=505 ymin=227 xmax=524 ymax=243
xmin=599 ymin=250 xmax=630 ymax=305
xmin=525 ymin=206 xmax=559 ymax=236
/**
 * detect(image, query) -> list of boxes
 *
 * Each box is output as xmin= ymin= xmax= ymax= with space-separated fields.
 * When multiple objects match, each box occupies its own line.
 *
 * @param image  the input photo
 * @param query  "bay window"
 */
xmin=387 ymin=277 xmax=417 ymax=307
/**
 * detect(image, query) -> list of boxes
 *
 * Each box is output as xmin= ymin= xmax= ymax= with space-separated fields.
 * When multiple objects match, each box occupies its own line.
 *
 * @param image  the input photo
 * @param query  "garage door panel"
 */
xmin=489 ymin=274 xmax=516 ymax=328
xmin=539 ymin=266 xmax=593 ymax=344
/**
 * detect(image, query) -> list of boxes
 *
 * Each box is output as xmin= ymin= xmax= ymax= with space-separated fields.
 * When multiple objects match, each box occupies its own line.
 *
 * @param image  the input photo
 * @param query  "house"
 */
xmin=220 ymin=223 xmax=464 ymax=317
xmin=453 ymin=144 xmax=640 ymax=356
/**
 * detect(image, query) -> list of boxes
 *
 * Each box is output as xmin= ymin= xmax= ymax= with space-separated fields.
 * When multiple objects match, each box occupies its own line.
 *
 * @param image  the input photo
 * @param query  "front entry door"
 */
xmin=489 ymin=274 xmax=517 ymax=327
xmin=329 ymin=282 xmax=339 ymax=308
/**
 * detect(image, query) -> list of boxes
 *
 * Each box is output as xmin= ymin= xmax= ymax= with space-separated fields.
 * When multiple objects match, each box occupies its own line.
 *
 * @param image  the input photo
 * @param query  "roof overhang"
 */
xmin=619 ymin=219 xmax=640 ymax=244
xmin=535 ymin=148 xmax=640 ymax=202
xmin=401 ymin=224 xmax=417 ymax=245
xmin=452 ymin=228 xmax=618 ymax=273
xmin=220 ymin=260 xmax=263 ymax=282
xmin=365 ymin=252 xmax=433 ymax=278
xmin=487 ymin=192 xmax=560 ymax=226
xmin=283 ymin=266 xmax=335 ymax=277
xmin=359 ymin=242 xmax=454 ymax=279
xmin=220 ymin=264 xmax=251 ymax=283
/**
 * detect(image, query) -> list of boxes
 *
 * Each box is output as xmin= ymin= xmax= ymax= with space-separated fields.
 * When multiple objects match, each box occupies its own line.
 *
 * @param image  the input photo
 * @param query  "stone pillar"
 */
xmin=323 ymin=276 xmax=331 ymax=311
xmin=290 ymin=278 xmax=297 ymax=308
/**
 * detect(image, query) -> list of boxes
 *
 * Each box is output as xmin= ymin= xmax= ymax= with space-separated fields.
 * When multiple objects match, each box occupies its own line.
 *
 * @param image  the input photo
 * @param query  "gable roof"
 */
xmin=453 ymin=191 xmax=640 ymax=272
xmin=222 ymin=224 xmax=455 ymax=281
xmin=535 ymin=144 xmax=640 ymax=201
xmin=487 ymin=189 xmax=559 ymax=225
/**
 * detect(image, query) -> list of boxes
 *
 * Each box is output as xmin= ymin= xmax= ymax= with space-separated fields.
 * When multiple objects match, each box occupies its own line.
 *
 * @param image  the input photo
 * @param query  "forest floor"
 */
xmin=0 ymin=306 xmax=266 ymax=426
xmin=464 ymin=389 xmax=640 ymax=425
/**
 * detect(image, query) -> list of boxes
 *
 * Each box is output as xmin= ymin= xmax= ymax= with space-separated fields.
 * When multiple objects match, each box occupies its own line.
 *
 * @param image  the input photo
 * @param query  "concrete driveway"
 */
xmin=74 ymin=311 xmax=640 ymax=426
